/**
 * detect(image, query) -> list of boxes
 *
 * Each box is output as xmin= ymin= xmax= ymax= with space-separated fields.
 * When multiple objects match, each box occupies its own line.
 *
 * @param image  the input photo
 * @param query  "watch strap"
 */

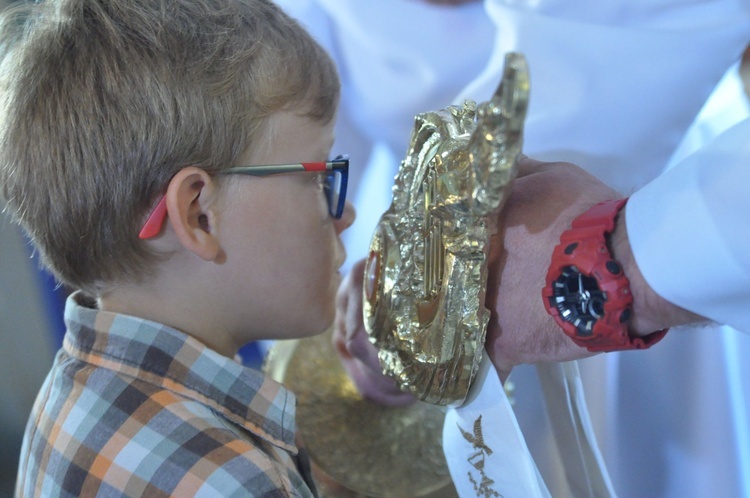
xmin=544 ymin=199 xmax=668 ymax=352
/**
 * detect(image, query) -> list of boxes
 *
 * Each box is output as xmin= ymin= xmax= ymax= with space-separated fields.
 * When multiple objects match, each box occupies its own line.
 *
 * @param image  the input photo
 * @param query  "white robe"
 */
xmin=279 ymin=0 xmax=750 ymax=496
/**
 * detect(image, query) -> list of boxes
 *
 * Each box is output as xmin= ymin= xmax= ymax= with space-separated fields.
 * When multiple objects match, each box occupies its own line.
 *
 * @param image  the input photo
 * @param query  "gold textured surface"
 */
xmin=265 ymin=333 xmax=457 ymax=498
xmin=363 ymin=53 xmax=530 ymax=406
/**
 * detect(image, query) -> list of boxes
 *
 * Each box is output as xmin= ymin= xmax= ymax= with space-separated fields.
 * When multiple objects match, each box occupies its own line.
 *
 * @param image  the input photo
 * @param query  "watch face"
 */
xmin=548 ymin=265 xmax=606 ymax=337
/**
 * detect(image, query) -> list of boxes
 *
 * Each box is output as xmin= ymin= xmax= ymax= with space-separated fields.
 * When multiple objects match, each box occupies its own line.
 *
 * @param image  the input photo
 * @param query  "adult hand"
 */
xmin=484 ymin=157 xmax=623 ymax=381
xmin=333 ymin=258 xmax=416 ymax=407
xmin=335 ymin=158 xmax=622 ymax=395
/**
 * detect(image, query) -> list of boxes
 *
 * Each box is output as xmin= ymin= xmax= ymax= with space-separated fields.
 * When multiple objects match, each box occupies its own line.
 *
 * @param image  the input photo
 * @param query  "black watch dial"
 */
xmin=548 ymin=265 xmax=607 ymax=337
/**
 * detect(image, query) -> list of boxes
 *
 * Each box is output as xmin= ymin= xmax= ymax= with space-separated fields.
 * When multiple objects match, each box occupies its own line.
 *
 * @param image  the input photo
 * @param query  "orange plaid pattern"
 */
xmin=16 ymin=292 xmax=317 ymax=497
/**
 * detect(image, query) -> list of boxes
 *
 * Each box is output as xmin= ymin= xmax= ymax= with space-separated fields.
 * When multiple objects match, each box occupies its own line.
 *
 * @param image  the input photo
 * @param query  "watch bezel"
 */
xmin=543 ymin=199 xmax=667 ymax=352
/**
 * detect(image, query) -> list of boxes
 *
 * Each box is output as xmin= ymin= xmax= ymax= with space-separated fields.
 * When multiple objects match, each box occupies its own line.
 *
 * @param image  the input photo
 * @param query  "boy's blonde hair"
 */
xmin=0 ymin=0 xmax=339 ymax=294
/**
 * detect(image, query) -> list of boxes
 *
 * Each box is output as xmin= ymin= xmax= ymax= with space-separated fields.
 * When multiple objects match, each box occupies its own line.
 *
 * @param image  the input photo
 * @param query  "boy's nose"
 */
xmin=333 ymin=201 xmax=356 ymax=234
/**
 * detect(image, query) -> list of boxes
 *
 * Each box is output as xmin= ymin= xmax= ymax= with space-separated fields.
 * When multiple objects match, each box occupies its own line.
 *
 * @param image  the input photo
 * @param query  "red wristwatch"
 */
xmin=542 ymin=198 xmax=668 ymax=352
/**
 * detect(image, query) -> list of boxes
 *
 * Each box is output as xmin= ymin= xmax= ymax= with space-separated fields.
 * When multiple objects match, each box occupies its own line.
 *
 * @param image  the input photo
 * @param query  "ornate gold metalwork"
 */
xmin=363 ymin=53 xmax=529 ymax=406
xmin=264 ymin=332 xmax=458 ymax=498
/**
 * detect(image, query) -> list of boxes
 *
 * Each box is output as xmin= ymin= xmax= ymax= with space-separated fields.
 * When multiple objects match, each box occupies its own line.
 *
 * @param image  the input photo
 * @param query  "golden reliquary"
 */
xmin=362 ymin=52 xmax=529 ymax=406
xmin=265 ymin=53 xmax=529 ymax=497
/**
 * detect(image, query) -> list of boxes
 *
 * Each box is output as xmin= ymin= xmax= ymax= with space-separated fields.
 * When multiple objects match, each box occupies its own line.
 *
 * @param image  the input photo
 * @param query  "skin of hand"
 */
xmin=484 ymin=157 xmax=622 ymax=381
xmin=333 ymin=157 xmax=621 ymax=400
xmin=334 ymin=156 xmax=706 ymax=399
xmin=485 ymin=156 xmax=706 ymax=382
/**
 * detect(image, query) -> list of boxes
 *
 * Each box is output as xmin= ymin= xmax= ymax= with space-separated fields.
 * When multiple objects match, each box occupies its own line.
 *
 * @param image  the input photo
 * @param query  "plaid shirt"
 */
xmin=16 ymin=292 xmax=317 ymax=497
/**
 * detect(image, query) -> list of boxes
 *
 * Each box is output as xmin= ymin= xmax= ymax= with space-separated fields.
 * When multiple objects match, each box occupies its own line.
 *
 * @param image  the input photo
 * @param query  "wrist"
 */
xmin=610 ymin=208 xmax=706 ymax=336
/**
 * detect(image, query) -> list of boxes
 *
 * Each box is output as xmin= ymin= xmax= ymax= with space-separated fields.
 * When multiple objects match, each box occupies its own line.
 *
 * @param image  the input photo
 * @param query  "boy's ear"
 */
xmin=165 ymin=167 xmax=221 ymax=261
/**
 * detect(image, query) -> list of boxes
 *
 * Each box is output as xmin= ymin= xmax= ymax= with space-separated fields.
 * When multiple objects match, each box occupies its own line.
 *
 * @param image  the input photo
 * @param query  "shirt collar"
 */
xmin=62 ymin=291 xmax=298 ymax=453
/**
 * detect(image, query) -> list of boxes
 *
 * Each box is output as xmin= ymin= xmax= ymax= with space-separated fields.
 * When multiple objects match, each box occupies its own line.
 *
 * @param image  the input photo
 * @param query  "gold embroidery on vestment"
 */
xmin=459 ymin=415 xmax=502 ymax=497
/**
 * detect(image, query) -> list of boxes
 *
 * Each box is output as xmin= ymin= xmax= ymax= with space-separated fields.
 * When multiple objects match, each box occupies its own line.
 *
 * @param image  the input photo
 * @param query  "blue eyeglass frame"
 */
xmin=138 ymin=154 xmax=349 ymax=239
xmin=223 ymin=154 xmax=349 ymax=219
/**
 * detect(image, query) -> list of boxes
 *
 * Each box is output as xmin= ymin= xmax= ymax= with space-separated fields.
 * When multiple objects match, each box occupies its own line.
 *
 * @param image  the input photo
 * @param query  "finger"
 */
xmin=344 ymin=260 xmax=366 ymax=343
xmin=344 ymin=286 xmax=379 ymax=369
xmin=515 ymin=155 xmax=550 ymax=177
xmin=334 ymin=260 xmax=363 ymax=358
xmin=333 ymin=279 xmax=352 ymax=359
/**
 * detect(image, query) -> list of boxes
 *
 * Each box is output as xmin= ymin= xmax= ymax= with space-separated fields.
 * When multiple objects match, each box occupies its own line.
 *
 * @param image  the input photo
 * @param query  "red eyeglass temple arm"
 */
xmin=138 ymin=195 xmax=168 ymax=240
xmin=301 ymin=162 xmax=328 ymax=171
xmin=138 ymin=160 xmax=341 ymax=240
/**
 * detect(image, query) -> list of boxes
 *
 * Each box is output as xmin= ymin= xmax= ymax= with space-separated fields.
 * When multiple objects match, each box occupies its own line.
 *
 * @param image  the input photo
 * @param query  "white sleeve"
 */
xmin=627 ymin=119 xmax=750 ymax=333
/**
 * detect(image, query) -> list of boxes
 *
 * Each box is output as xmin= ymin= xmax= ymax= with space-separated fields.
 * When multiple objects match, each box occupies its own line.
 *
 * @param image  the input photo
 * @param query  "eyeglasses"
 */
xmin=138 ymin=154 xmax=349 ymax=240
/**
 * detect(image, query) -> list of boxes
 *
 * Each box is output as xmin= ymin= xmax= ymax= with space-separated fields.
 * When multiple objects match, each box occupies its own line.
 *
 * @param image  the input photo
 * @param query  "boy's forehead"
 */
xmin=241 ymin=110 xmax=336 ymax=165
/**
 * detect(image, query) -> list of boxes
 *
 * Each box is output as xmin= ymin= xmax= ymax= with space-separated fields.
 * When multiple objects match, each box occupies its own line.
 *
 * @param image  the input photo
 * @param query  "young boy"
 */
xmin=1 ymin=0 xmax=354 ymax=495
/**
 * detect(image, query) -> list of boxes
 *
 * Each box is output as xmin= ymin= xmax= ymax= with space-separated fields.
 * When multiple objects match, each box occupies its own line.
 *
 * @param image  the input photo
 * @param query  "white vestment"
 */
xmin=278 ymin=1 xmax=750 ymax=496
